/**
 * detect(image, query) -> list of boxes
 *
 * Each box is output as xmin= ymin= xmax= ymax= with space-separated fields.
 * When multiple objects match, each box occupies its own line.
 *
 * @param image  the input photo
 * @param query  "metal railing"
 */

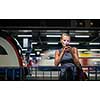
xmin=0 ymin=66 xmax=100 ymax=81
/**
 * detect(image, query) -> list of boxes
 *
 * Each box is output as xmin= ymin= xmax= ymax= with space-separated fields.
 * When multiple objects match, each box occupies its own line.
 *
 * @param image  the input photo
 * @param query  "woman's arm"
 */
xmin=54 ymin=49 xmax=65 ymax=66
xmin=71 ymin=47 xmax=81 ymax=69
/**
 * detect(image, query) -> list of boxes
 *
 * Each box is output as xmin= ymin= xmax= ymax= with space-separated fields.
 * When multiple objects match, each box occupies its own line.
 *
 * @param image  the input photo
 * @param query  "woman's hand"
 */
xmin=54 ymin=46 xmax=72 ymax=66
xmin=62 ymin=46 xmax=72 ymax=52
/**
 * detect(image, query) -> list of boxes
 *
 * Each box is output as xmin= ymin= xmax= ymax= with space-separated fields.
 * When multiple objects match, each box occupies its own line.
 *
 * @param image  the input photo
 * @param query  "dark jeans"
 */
xmin=59 ymin=67 xmax=77 ymax=81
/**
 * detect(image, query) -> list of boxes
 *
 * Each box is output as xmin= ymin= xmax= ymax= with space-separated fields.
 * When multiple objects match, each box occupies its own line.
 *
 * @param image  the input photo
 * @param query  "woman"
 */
xmin=54 ymin=33 xmax=85 ymax=80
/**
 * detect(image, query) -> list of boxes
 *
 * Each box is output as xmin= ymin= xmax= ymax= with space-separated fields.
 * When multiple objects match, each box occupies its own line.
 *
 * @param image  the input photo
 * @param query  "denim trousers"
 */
xmin=59 ymin=66 xmax=77 ymax=81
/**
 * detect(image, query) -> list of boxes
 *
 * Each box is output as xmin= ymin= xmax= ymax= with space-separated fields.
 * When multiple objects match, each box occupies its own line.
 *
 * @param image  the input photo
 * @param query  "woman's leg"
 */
xmin=59 ymin=67 xmax=74 ymax=81
xmin=59 ymin=67 xmax=67 ymax=80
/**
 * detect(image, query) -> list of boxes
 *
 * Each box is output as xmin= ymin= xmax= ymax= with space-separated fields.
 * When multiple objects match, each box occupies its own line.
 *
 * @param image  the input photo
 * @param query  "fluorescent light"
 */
xmin=46 ymin=35 xmax=61 ymax=37
xmin=40 ymin=53 xmax=45 ymax=56
xmin=22 ymin=49 xmax=27 ymax=51
xmin=36 ymin=57 xmax=41 ymax=60
xmin=18 ymin=30 xmax=32 ymax=32
xmin=31 ymin=42 xmax=37 ymax=45
xmin=78 ymin=49 xmax=88 ymax=51
xmin=36 ymin=51 xmax=40 ymax=55
xmin=18 ymin=35 xmax=32 ymax=37
xmin=46 ymin=30 xmax=61 ymax=32
xmin=47 ymin=42 xmax=58 ymax=45
xmin=75 ymin=35 xmax=90 ymax=38
xmin=75 ymin=30 xmax=89 ymax=32
xmin=30 ymin=53 xmax=35 ymax=55
xmin=34 ymin=49 xmax=42 ymax=51
xmin=69 ymin=42 xmax=79 ymax=45
xmin=90 ymin=49 xmax=100 ymax=51
xmin=22 ymin=53 xmax=26 ymax=55
xmin=89 ymin=43 xmax=100 ymax=45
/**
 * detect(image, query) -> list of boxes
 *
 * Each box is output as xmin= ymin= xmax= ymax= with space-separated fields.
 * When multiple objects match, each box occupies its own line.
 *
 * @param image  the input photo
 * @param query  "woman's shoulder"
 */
xmin=71 ymin=47 xmax=78 ymax=53
xmin=71 ymin=47 xmax=78 ymax=50
xmin=55 ymin=48 xmax=62 ymax=54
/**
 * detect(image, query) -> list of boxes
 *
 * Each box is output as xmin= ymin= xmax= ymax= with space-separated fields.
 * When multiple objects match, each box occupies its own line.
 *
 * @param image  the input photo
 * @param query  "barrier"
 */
xmin=0 ymin=66 xmax=100 ymax=81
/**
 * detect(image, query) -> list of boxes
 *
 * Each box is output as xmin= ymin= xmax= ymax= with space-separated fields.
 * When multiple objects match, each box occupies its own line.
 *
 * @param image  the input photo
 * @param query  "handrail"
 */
xmin=0 ymin=66 xmax=100 ymax=81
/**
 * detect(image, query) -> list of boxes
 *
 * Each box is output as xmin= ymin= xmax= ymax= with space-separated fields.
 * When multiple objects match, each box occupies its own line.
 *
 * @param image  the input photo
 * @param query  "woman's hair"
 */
xmin=61 ymin=33 xmax=70 ymax=39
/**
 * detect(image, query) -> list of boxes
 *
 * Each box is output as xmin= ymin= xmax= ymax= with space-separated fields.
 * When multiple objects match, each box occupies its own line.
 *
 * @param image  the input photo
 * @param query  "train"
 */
xmin=0 ymin=31 xmax=23 ymax=67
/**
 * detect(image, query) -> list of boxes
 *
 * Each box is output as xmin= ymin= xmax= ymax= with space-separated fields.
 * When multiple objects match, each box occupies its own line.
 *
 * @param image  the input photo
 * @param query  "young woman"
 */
xmin=54 ymin=33 xmax=84 ymax=80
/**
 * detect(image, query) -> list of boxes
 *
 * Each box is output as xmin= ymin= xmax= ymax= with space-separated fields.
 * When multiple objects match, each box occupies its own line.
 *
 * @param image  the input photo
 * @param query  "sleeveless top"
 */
xmin=58 ymin=48 xmax=76 ymax=68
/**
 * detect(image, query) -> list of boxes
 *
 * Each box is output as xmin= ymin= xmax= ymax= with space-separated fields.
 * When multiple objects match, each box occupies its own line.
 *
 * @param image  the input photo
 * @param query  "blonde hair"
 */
xmin=61 ymin=33 xmax=70 ymax=39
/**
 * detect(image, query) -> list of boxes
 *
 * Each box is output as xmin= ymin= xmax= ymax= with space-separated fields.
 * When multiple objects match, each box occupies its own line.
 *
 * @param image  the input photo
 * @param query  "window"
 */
xmin=0 ymin=45 xmax=8 ymax=55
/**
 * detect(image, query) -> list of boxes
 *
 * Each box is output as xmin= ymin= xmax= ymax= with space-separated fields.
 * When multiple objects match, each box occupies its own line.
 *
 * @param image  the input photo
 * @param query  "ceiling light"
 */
xmin=31 ymin=42 xmax=37 ymax=44
xmin=40 ymin=53 xmax=45 ymax=56
xmin=18 ymin=30 xmax=32 ymax=32
xmin=89 ymin=43 xmax=100 ymax=45
xmin=46 ymin=35 xmax=61 ymax=37
xmin=30 ymin=53 xmax=35 ymax=55
xmin=90 ymin=49 xmax=100 ymax=51
xmin=17 ymin=35 xmax=32 ymax=37
xmin=47 ymin=42 xmax=58 ymax=45
xmin=22 ymin=49 xmax=27 ymax=51
xmin=69 ymin=42 xmax=80 ymax=45
xmin=34 ymin=49 xmax=42 ymax=51
xmin=75 ymin=35 xmax=90 ymax=38
xmin=78 ymin=49 xmax=88 ymax=51
xmin=75 ymin=30 xmax=89 ymax=32
xmin=36 ymin=52 xmax=40 ymax=55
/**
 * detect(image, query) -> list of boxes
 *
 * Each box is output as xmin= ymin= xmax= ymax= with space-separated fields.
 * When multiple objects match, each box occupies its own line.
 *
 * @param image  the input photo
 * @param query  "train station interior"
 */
xmin=0 ymin=19 xmax=100 ymax=80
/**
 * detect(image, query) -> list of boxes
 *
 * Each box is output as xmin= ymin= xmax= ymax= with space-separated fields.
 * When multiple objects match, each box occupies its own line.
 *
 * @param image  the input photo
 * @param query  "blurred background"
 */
xmin=0 ymin=19 xmax=100 ymax=80
xmin=0 ymin=19 xmax=100 ymax=67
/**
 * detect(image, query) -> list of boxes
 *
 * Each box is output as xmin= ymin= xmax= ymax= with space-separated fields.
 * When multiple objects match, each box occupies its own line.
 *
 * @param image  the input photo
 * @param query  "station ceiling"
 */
xmin=0 ymin=19 xmax=100 ymax=50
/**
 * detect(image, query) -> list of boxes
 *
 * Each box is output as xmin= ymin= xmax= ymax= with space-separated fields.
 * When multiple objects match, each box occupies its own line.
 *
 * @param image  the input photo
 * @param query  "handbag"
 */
xmin=76 ymin=66 xmax=88 ymax=81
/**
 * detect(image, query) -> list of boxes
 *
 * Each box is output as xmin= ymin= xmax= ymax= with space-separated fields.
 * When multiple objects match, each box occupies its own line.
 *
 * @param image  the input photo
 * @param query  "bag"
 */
xmin=76 ymin=67 xmax=88 ymax=81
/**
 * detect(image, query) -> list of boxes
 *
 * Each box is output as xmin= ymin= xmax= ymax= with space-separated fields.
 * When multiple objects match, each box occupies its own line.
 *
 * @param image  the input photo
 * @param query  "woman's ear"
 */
xmin=60 ymin=38 xmax=62 ymax=43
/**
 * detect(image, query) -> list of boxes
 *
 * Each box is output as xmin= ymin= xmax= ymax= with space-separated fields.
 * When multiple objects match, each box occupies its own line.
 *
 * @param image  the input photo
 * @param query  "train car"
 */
xmin=0 ymin=31 xmax=23 ymax=67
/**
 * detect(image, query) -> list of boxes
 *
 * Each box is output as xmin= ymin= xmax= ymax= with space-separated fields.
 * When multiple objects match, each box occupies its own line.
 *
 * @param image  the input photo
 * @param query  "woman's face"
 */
xmin=61 ymin=36 xmax=71 ymax=47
